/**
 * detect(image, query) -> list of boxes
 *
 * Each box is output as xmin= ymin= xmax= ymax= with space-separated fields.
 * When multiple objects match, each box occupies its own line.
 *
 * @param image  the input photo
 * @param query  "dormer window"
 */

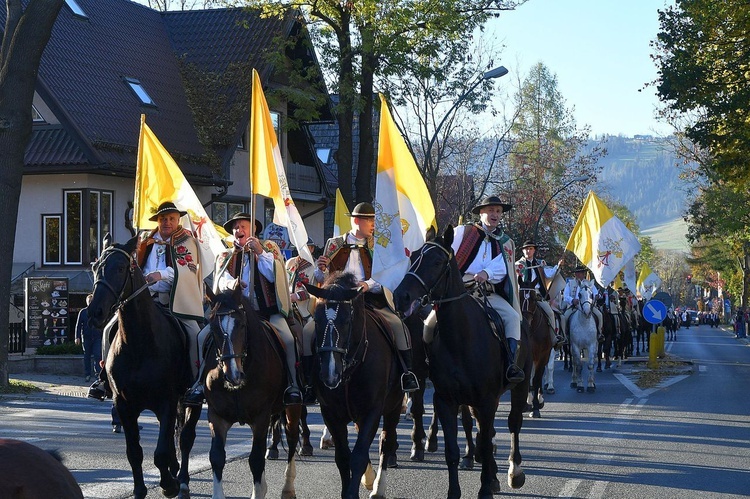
xmin=65 ymin=0 xmax=88 ymax=19
xmin=124 ymin=77 xmax=157 ymax=107
xmin=32 ymin=105 xmax=45 ymax=123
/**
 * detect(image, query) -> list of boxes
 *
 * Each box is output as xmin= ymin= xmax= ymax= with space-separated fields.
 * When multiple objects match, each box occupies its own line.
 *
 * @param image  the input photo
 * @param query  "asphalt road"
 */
xmin=2 ymin=322 xmax=749 ymax=498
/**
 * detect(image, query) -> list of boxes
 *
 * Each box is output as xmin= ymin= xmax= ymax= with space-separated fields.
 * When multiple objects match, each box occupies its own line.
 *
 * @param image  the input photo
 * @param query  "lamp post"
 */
xmin=424 ymin=66 xmax=509 ymax=173
xmin=532 ymin=174 xmax=589 ymax=242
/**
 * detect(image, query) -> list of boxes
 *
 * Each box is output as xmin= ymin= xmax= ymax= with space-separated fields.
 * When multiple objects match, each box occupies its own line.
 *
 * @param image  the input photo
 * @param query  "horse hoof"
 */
xmin=570 ymin=382 xmax=577 ymax=388
xmin=387 ymin=454 xmax=398 ymax=468
xmin=587 ymin=386 xmax=596 ymax=393
xmin=427 ymin=440 xmax=437 ymax=453
xmin=177 ymin=483 xmax=190 ymax=499
xmin=530 ymin=410 xmax=541 ymax=418
xmin=577 ymin=387 xmax=584 ymax=393
xmin=508 ymin=471 xmax=526 ymax=489
xmin=300 ymin=444 xmax=313 ymax=457
xmin=459 ymin=456 xmax=474 ymax=469
xmin=596 ymin=366 xmax=602 ymax=372
xmin=320 ymin=438 xmax=334 ymax=450
xmin=410 ymin=449 xmax=424 ymax=462
xmin=161 ymin=483 xmax=180 ymax=499
xmin=490 ymin=477 xmax=501 ymax=493
xmin=266 ymin=448 xmax=279 ymax=460
xmin=546 ymin=387 xmax=555 ymax=394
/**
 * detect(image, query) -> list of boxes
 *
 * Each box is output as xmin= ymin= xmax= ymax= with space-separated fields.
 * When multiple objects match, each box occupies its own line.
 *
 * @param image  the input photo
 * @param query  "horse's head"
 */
xmin=88 ymin=235 xmax=140 ymax=329
xmin=577 ymin=279 xmax=594 ymax=317
xmin=305 ymin=272 xmax=362 ymax=389
xmin=520 ymin=288 xmax=541 ymax=315
xmin=393 ymin=225 xmax=455 ymax=317
xmin=207 ymin=285 xmax=256 ymax=389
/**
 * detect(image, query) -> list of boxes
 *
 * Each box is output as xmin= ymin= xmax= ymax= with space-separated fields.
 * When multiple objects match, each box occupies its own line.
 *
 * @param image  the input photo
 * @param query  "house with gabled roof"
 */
xmin=10 ymin=0 xmax=333 ymax=346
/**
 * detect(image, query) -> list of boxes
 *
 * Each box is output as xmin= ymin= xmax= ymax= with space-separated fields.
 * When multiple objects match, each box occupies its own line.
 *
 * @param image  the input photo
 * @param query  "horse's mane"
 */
xmin=322 ymin=272 xmax=358 ymax=295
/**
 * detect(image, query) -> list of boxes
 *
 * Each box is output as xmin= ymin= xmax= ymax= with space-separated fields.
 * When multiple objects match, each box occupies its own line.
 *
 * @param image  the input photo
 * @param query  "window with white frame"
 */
xmin=43 ymin=215 xmax=62 ymax=265
xmin=58 ymin=189 xmax=113 ymax=265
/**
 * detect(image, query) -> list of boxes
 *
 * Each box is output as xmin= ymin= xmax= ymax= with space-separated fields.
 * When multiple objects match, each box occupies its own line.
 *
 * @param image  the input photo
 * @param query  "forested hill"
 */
xmin=589 ymin=135 xmax=689 ymax=229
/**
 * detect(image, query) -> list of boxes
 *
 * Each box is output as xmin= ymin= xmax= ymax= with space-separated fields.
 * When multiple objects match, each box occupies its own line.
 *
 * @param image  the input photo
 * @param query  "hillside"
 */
xmin=589 ymin=135 xmax=690 ymax=230
xmin=641 ymin=218 xmax=690 ymax=252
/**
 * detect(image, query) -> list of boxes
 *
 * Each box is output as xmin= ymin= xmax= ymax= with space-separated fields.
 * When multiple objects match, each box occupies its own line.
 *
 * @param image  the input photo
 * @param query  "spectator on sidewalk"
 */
xmin=74 ymin=294 xmax=101 ymax=383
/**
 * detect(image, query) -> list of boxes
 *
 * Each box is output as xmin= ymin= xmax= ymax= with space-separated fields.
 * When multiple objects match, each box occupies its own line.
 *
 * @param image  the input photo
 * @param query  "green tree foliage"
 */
xmin=654 ymin=0 xmax=750 ymax=183
xmin=243 ymin=0 xmax=523 ymax=206
xmin=502 ymin=63 xmax=602 ymax=259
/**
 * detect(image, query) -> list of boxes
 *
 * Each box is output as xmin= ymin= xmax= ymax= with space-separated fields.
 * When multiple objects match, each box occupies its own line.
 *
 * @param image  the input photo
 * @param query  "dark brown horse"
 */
xmin=394 ymin=226 xmax=530 ymax=499
xmin=203 ymin=286 xmax=301 ymax=499
xmin=0 ymin=439 xmax=82 ymax=498
xmin=306 ymin=272 xmax=404 ymax=499
xmin=87 ymin=236 xmax=201 ymax=499
xmin=520 ymin=288 xmax=554 ymax=419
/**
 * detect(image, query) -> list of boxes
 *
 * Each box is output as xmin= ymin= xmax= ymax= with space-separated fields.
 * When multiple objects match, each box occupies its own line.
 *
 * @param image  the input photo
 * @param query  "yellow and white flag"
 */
xmin=372 ymin=94 xmax=436 ymax=290
xmin=249 ymin=69 xmax=313 ymax=265
xmin=134 ymin=115 xmax=228 ymax=266
xmin=565 ymin=191 xmax=641 ymax=287
xmin=637 ymin=262 xmax=662 ymax=300
xmin=333 ymin=188 xmax=350 ymax=237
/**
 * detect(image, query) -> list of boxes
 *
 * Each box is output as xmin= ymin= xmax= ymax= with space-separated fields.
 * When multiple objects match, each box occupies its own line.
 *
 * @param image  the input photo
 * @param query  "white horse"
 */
xmin=568 ymin=279 xmax=598 ymax=393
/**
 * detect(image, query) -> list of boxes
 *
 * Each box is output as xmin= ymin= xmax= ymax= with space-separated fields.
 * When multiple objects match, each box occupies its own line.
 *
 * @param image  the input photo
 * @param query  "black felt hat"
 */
xmin=573 ymin=264 xmax=588 ymax=273
xmin=223 ymin=213 xmax=263 ymax=236
xmin=471 ymin=195 xmax=513 ymax=215
xmin=520 ymin=240 xmax=538 ymax=250
xmin=348 ymin=202 xmax=376 ymax=218
xmin=149 ymin=201 xmax=187 ymax=222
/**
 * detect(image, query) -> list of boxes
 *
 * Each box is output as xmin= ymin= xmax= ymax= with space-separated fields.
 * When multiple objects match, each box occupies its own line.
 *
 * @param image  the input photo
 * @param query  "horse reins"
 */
xmin=211 ymin=301 xmax=248 ymax=370
xmin=92 ymin=247 xmax=151 ymax=316
xmin=405 ymin=241 xmax=468 ymax=307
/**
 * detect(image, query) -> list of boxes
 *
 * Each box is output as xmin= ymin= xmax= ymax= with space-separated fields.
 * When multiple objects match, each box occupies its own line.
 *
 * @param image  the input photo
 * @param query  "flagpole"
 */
xmin=133 ymin=114 xmax=147 ymax=233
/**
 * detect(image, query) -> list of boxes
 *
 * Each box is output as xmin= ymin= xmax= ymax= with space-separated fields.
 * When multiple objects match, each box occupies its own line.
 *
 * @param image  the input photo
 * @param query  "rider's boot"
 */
xmin=283 ymin=384 xmax=303 ymax=406
xmin=301 ymin=355 xmax=316 ymax=405
xmin=87 ymin=369 xmax=112 ymax=401
xmin=183 ymin=379 xmax=204 ymax=407
xmin=505 ymin=338 xmax=525 ymax=383
xmin=399 ymin=349 xmax=420 ymax=393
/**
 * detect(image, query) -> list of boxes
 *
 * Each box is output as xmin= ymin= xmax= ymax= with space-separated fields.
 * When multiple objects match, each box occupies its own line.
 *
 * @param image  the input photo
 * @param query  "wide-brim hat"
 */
xmin=348 ymin=202 xmax=375 ymax=218
xmin=223 ymin=212 xmax=262 ymax=236
xmin=573 ymin=264 xmax=588 ymax=273
xmin=520 ymin=240 xmax=538 ymax=250
xmin=471 ymin=195 xmax=513 ymax=215
xmin=149 ymin=201 xmax=187 ymax=221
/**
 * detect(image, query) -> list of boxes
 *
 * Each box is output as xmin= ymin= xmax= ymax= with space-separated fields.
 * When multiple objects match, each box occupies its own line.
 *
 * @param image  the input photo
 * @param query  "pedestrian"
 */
xmin=74 ymin=294 xmax=101 ymax=383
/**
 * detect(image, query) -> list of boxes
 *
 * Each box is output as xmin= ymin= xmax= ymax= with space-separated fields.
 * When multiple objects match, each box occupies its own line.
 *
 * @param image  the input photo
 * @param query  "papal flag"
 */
xmin=372 ymin=94 xmax=436 ymax=290
xmin=637 ymin=262 xmax=662 ymax=300
xmin=333 ymin=188 xmax=350 ymax=237
xmin=134 ymin=115 xmax=228 ymax=266
xmin=565 ymin=191 xmax=641 ymax=287
xmin=622 ymin=258 xmax=637 ymax=292
xmin=249 ymin=69 xmax=313 ymax=265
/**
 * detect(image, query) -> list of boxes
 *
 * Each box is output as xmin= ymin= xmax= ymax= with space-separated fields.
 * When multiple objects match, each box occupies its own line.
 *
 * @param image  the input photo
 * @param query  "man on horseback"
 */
xmin=184 ymin=213 xmax=303 ymax=407
xmin=88 ymin=201 xmax=205 ymax=401
xmin=306 ymin=202 xmax=420 ymax=393
xmin=562 ymin=265 xmax=604 ymax=343
xmin=515 ymin=240 xmax=565 ymax=348
xmin=425 ymin=195 xmax=525 ymax=383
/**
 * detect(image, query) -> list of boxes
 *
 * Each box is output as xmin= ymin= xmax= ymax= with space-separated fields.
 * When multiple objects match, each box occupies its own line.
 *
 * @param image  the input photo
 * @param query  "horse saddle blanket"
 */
xmin=364 ymin=302 xmax=397 ymax=352
xmin=154 ymin=302 xmax=189 ymax=351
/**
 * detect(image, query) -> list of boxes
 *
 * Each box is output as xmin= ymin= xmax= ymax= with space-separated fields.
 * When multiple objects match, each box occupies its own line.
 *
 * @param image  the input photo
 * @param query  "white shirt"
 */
xmin=451 ymin=224 xmax=508 ymax=283
xmin=216 ymin=246 xmax=276 ymax=301
xmin=314 ymin=232 xmax=381 ymax=293
xmin=143 ymin=233 xmax=174 ymax=294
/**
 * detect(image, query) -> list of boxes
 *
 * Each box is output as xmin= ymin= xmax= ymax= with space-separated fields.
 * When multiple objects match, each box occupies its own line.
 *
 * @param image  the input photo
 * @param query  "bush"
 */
xmin=35 ymin=343 xmax=83 ymax=355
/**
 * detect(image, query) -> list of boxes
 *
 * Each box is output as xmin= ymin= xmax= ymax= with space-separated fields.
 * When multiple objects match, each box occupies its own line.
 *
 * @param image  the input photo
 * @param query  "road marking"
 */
xmin=699 ymin=365 xmax=707 ymax=372
xmin=559 ymin=478 xmax=582 ymax=497
xmin=589 ymin=479 xmax=607 ymax=498
xmin=614 ymin=373 xmax=645 ymax=398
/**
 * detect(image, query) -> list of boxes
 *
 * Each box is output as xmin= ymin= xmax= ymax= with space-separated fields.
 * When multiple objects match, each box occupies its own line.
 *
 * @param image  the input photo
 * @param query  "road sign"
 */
xmin=643 ymin=299 xmax=667 ymax=325
xmin=652 ymin=291 xmax=673 ymax=308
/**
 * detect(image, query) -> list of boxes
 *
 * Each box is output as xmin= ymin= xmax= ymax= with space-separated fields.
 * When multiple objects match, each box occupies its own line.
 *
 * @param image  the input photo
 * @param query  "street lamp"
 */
xmin=424 ymin=65 xmax=509 ymax=171
xmin=532 ymin=174 xmax=589 ymax=241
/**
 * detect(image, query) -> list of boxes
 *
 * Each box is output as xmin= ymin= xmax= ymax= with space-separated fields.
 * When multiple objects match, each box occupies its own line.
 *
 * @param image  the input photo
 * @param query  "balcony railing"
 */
xmin=286 ymin=162 xmax=321 ymax=194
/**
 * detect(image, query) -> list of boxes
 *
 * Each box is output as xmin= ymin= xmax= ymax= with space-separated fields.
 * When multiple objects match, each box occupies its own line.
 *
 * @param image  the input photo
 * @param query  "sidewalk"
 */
xmin=3 ymin=373 xmax=90 ymax=399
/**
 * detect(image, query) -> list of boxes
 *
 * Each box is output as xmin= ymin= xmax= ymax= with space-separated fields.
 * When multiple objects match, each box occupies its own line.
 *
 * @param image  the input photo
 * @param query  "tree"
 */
xmin=0 ymin=0 xmax=65 ymax=387
xmin=243 ymin=0 xmax=523 ymax=207
xmin=653 ymin=0 xmax=750 ymax=184
xmin=502 ymin=63 xmax=602 ymax=257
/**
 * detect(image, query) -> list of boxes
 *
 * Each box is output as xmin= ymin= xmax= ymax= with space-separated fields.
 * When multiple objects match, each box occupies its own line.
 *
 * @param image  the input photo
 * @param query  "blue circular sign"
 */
xmin=643 ymin=299 xmax=668 ymax=325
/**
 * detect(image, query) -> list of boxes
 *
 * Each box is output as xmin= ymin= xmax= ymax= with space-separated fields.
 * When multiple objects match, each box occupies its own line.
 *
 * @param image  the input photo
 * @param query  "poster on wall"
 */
xmin=25 ymin=277 xmax=70 ymax=348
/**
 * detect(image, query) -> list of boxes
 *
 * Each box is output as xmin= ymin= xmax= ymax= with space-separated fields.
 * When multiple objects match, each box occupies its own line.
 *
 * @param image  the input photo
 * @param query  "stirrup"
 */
xmin=401 ymin=372 xmax=420 ymax=393
xmin=506 ymin=366 xmax=525 ymax=383
xmin=87 ymin=380 xmax=109 ymax=401
xmin=183 ymin=385 xmax=204 ymax=407
xmin=284 ymin=386 xmax=303 ymax=406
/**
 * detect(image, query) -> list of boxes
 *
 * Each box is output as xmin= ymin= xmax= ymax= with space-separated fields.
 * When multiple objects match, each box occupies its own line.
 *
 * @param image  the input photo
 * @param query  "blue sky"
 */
xmin=492 ymin=0 xmax=674 ymax=137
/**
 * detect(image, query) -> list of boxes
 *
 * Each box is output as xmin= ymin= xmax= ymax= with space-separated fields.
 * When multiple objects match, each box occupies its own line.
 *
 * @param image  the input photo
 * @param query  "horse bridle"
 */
xmin=576 ymin=284 xmax=594 ymax=317
xmin=405 ymin=241 xmax=467 ymax=307
xmin=92 ymin=247 xmax=150 ymax=317
xmin=316 ymin=291 xmax=368 ymax=386
xmin=210 ymin=300 xmax=248 ymax=370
